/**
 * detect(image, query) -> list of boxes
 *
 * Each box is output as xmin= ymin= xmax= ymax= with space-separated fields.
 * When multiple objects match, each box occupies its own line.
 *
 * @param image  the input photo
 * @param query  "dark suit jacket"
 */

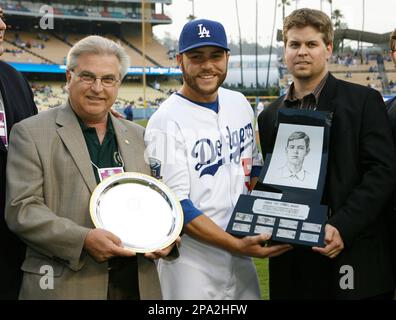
xmin=386 ymin=95 xmax=396 ymax=289
xmin=387 ymin=96 xmax=396 ymax=143
xmin=258 ymin=73 xmax=396 ymax=299
xmin=0 ymin=61 xmax=37 ymax=299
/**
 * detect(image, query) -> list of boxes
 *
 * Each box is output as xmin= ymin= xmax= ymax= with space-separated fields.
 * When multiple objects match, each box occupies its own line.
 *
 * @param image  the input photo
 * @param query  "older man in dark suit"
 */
xmin=0 ymin=6 xmax=38 ymax=299
xmin=258 ymin=8 xmax=396 ymax=299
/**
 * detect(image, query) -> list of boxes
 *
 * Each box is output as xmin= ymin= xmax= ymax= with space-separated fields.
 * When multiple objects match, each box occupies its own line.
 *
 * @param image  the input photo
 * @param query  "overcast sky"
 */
xmin=153 ymin=0 xmax=395 ymax=46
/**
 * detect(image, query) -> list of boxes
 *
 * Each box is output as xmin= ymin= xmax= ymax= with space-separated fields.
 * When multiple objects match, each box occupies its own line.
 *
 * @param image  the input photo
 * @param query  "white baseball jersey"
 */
xmin=144 ymin=87 xmax=263 ymax=299
xmin=145 ymin=87 xmax=262 ymax=229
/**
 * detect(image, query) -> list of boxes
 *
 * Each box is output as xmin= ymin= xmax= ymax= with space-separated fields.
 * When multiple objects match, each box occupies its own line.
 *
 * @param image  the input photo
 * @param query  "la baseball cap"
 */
xmin=178 ymin=19 xmax=230 ymax=54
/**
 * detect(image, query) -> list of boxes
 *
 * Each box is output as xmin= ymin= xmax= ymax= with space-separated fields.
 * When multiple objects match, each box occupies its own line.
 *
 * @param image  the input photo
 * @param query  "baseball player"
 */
xmin=144 ymin=19 xmax=291 ymax=300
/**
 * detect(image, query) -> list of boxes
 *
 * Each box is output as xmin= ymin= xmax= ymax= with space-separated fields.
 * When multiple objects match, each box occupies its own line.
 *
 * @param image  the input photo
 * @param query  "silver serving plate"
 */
xmin=90 ymin=172 xmax=183 ymax=253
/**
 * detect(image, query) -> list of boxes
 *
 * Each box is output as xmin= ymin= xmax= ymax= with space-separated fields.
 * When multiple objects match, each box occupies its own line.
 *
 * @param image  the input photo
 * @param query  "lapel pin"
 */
xmin=125 ymin=139 xmax=130 ymax=145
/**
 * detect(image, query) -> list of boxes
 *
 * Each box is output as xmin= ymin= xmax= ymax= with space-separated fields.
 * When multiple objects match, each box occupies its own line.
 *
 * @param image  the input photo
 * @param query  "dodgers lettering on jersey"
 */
xmin=192 ymin=123 xmax=254 ymax=178
xmin=145 ymin=87 xmax=263 ymax=230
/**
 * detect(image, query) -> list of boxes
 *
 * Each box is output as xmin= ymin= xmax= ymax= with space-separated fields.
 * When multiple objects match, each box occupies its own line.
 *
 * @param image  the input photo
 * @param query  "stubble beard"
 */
xmin=182 ymin=69 xmax=227 ymax=97
xmin=291 ymin=68 xmax=313 ymax=81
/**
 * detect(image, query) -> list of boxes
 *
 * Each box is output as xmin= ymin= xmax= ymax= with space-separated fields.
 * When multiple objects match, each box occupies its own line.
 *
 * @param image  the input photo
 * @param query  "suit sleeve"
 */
xmin=328 ymin=90 xmax=396 ymax=247
xmin=22 ymin=75 xmax=38 ymax=116
xmin=5 ymin=122 xmax=90 ymax=271
xmin=258 ymin=103 xmax=279 ymax=157
xmin=388 ymin=102 xmax=396 ymax=146
xmin=387 ymin=106 xmax=396 ymax=212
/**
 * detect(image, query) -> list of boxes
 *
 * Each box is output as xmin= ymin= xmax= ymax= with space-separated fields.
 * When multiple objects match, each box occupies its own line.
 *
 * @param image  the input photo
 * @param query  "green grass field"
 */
xmin=136 ymin=118 xmax=270 ymax=299
xmin=135 ymin=119 xmax=148 ymax=127
xmin=254 ymin=258 xmax=269 ymax=299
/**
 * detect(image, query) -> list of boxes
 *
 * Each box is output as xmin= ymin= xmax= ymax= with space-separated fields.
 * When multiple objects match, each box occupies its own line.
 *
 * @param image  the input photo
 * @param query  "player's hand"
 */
xmin=83 ymin=228 xmax=136 ymax=263
xmin=237 ymin=233 xmax=292 ymax=258
xmin=144 ymin=237 xmax=181 ymax=260
xmin=312 ymin=224 xmax=344 ymax=259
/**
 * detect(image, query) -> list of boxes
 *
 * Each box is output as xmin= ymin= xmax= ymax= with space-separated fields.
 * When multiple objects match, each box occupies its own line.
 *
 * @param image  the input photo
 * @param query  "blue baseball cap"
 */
xmin=178 ymin=19 xmax=230 ymax=54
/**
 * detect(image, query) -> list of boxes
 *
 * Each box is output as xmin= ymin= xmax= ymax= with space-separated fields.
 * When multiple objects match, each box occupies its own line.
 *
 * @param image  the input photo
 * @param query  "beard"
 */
xmin=182 ymin=68 xmax=227 ymax=97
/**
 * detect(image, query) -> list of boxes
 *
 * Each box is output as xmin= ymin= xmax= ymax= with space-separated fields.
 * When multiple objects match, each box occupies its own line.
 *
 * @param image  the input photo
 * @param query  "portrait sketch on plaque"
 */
xmin=263 ymin=123 xmax=323 ymax=189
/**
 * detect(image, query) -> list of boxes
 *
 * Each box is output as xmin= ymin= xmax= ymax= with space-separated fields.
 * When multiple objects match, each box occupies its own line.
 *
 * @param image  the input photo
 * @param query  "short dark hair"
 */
xmin=283 ymin=8 xmax=334 ymax=46
xmin=287 ymin=131 xmax=310 ymax=149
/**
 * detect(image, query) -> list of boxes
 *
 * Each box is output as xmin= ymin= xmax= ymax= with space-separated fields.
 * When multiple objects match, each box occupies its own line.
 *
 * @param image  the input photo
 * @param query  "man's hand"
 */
xmin=83 ymin=228 xmax=136 ymax=263
xmin=144 ymin=236 xmax=181 ymax=260
xmin=236 ymin=233 xmax=292 ymax=258
xmin=312 ymin=224 xmax=344 ymax=258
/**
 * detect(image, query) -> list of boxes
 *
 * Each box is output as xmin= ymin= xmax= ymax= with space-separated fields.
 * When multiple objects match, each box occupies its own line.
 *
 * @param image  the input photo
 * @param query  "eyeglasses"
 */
xmin=69 ymin=70 xmax=120 ymax=87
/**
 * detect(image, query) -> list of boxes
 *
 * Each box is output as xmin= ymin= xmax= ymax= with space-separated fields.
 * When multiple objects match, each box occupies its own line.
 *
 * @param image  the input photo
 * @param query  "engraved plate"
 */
xmin=256 ymin=215 xmax=276 ymax=226
xmin=301 ymin=222 xmax=322 ymax=233
xmin=299 ymin=232 xmax=320 ymax=243
xmin=235 ymin=212 xmax=254 ymax=223
xmin=254 ymin=225 xmax=273 ymax=235
xmin=253 ymin=199 xmax=309 ymax=220
xmin=276 ymin=228 xmax=296 ymax=239
xmin=232 ymin=222 xmax=251 ymax=232
xmin=279 ymin=219 xmax=299 ymax=230
xmin=90 ymin=172 xmax=183 ymax=253
xmin=250 ymin=190 xmax=283 ymax=200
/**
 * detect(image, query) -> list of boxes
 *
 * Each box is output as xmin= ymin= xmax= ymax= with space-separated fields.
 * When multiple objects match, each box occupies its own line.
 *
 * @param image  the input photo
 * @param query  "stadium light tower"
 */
xmin=235 ymin=0 xmax=244 ymax=87
xmin=255 ymin=0 xmax=258 ymax=88
xmin=188 ymin=0 xmax=196 ymax=21
xmin=266 ymin=0 xmax=277 ymax=88
xmin=360 ymin=0 xmax=365 ymax=61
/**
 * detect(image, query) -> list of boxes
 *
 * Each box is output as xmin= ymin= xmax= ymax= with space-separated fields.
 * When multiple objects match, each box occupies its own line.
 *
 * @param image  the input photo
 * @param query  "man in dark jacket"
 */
xmin=387 ymin=29 xmax=396 ymax=137
xmin=0 ymin=6 xmax=38 ymax=299
xmin=386 ymin=28 xmax=396 ymax=298
xmin=258 ymin=8 xmax=396 ymax=299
